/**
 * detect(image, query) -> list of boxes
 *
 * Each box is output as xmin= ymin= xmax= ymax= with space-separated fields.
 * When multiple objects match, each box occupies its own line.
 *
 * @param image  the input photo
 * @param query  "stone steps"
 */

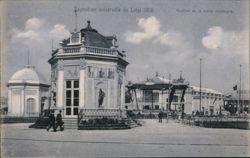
xmin=62 ymin=117 xmax=141 ymax=129
xmin=124 ymin=118 xmax=141 ymax=128
xmin=62 ymin=118 xmax=78 ymax=129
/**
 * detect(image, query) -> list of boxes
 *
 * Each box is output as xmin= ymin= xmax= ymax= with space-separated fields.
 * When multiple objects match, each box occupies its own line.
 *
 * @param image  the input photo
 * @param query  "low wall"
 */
xmin=183 ymin=116 xmax=250 ymax=129
xmin=78 ymin=108 xmax=127 ymax=119
xmin=0 ymin=116 xmax=38 ymax=123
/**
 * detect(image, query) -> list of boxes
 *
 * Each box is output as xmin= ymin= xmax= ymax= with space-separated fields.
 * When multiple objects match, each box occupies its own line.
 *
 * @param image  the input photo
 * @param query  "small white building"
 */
xmin=7 ymin=65 xmax=50 ymax=117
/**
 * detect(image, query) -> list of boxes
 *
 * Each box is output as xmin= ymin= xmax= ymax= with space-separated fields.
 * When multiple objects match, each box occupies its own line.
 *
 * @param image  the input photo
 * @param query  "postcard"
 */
xmin=0 ymin=0 xmax=249 ymax=157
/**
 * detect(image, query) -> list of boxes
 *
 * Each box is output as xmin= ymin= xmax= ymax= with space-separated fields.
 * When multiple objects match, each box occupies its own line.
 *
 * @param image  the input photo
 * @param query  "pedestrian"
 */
xmin=47 ymin=110 xmax=56 ymax=132
xmin=158 ymin=111 xmax=163 ymax=123
xmin=56 ymin=110 xmax=64 ymax=131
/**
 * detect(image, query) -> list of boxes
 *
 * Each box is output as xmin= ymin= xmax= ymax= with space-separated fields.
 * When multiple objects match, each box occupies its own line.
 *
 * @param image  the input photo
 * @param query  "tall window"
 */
xmin=65 ymin=80 xmax=79 ymax=116
xmin=143 ymin=91 xmax=159 ymax=103
xmin=26 ymin=98 xmax=36 ymax=116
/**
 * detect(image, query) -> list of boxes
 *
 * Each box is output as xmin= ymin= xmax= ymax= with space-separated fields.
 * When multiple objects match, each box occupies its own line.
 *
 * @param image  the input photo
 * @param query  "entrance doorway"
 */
xmin=65 ymin=80 xmax=79 ymax=117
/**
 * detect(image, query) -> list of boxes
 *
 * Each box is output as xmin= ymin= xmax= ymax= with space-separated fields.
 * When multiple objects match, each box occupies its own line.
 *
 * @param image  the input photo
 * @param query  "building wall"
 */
xmin=189 ymin=89 xmax=224 ymax=115
xmin=127 ymin=87 xmax=224 ymax=115
xmin=85 ymin=60 xmax=118 ymax=109
xmin=9 ymin=88 xmax=22 ymax=115
xmin=7 ymin=85 xmax=47 ymax=117
xmin=51 ymin=57 xmax=126 ymax=117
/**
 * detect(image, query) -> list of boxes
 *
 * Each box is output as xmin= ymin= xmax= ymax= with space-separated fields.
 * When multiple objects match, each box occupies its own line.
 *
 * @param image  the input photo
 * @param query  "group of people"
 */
xmin=47 ymin=110 xmax=64 ymax=132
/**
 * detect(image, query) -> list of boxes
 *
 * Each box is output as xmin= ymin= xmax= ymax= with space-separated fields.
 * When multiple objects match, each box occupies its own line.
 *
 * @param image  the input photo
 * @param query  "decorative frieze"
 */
xmin=87 ymin=66 xmax=115 ymax=79
xmin=25 ymin=90 xmax=37 ymax=95
xmin=58 ymin=59 xmax=64 ymax=71
xmin=64 ymin=66 xmax=79 ymax=79
xmin=12 ymin=89 xmax=21 ymax=95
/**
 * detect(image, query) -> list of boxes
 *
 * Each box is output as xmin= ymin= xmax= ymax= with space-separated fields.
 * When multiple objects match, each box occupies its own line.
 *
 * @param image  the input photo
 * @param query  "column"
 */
xmin=21 ymin=88 xmax=25 ymax=116
xmin=159 ymin=91 xmax=162 ymax=109
xmin=120 ymin=72 xmax=126 ymax=109
xmin=121 ymin=83 xmax=124 ymax=109
xmin=79 ymin=68 xmax=85 ymax=109
xmin=36 ymin=88 xmax=40 ymax=116
xmin=7 ymin=89 xmax=12 ymax=115
xmin=57 ymin=70 xmax=64 ymax=109
xmin=107 ymin=80 xmax=110 ymax=108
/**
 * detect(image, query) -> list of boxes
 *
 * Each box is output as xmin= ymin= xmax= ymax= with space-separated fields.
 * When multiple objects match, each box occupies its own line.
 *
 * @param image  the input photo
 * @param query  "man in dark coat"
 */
xmin=158 ymin=110 xmax=163 ymax=123
xmin=56 ymin=110 xmax=64 ymax=131
xmin=47 ymin=110 xmax=56 ymax=132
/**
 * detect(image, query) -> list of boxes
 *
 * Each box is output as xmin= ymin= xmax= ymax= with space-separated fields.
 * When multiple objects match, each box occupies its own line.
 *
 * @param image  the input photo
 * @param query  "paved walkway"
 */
xmin=1 ymin=119 xmax=249 ymax=157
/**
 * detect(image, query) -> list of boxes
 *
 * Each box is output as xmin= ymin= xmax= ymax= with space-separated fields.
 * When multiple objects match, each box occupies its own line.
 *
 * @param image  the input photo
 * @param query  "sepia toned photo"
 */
xmin=0 ymin=0 xmax=249 ymax=157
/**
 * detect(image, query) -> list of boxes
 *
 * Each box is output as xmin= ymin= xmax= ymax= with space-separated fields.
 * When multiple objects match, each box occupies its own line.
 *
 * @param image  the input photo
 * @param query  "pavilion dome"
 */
xmin=8 ymin=65 xmax=48 ymax=85
xmin=151 ymin=76 xmax=171 ymax=84
xmin=80 ymin=21 xmax=113 ymax=48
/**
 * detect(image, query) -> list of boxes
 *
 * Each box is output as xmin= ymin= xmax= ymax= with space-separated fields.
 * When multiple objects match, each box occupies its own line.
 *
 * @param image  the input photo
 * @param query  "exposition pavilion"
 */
xmin=48 ymin=21 xmax=128 ymax=121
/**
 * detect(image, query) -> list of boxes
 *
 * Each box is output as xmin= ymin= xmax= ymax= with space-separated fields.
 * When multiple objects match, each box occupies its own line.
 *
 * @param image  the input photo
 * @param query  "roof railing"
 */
xmin=85 ymin=46 xmax=116 ymax=56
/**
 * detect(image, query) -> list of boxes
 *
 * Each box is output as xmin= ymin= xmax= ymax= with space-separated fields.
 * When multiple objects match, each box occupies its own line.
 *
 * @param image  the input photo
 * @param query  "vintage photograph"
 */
xmin=0 ymin=0 xmax=249 ymax=157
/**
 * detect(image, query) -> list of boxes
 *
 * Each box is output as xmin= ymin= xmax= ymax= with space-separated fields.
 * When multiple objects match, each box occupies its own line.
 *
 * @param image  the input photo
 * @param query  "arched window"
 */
xmin=26 ymin=98 xmax=36 ymax=116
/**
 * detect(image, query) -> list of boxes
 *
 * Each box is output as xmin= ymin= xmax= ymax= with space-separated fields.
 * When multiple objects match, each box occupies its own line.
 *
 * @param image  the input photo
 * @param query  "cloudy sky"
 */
xmin=3 ymin=0 xmax=249 ymax=94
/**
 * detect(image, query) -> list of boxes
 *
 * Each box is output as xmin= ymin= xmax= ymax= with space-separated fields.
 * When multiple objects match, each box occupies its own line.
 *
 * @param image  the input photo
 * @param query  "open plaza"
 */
xmin=1 ymin=119 xmax=249 ymax=157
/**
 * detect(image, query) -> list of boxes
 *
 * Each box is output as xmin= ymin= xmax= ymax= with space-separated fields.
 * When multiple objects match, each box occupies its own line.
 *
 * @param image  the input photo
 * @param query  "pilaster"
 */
xmin=57 ymin=67 xmax=64 ymax=109
xmin=21 ymin=88 xmax=25 ymax=116
xmin=7 ymin=89 xmax=12 ymax=114
xmin=79 ymin=68 xmax=85 ymax=109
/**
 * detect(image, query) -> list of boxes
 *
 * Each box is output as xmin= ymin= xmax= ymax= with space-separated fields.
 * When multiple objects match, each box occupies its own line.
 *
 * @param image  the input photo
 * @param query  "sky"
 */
xmin=3 ymin=0 xmax=249 ymax=95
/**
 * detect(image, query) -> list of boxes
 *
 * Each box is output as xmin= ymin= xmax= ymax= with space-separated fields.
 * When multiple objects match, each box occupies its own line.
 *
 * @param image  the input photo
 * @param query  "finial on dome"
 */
xmin=82 ymin=20 xmax=97 ymax=32
xmin=86 ymin=20 xmax=92 ymax=30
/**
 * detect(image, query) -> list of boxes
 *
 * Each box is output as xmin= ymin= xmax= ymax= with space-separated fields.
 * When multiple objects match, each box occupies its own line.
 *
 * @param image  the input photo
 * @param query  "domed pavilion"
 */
xmin=7 ymin=65 xmax=50 ymax=117
xmin=48 ymin=20 xmax=128 ymax=121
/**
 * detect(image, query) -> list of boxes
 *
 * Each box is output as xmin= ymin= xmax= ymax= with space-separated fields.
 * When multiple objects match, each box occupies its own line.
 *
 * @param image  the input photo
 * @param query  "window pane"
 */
xmin=66 ymin=90 xmax=71 ymax=98
xmin=74 ymin=90 xmax=79 ymax=98
xmin=66 ymin=108 xmax=71 ymax=115
xmin=66 ymin=99 xmax=71 ymax=106
xmin=66 ymin=81 xmax=71 ymax=88
xmin=74 ymin=80 xmax=79 ymax=88
xmin=74 ymin=99 xmax=79 ymax=106
xmin=153 ymin=93 xmax=159 ymax=102
xmin=73 ymin=108 xmax=78 ymax=115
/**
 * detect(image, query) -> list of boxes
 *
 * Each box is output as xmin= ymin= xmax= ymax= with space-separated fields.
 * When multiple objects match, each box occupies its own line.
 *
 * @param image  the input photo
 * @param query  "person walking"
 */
xmin=158 ymin=110 xmax=163 ymax=123
xmin=56 ymin=110 xmax=64 ymax=131
xmin=47 ymin=110 xmax=56 ymax=132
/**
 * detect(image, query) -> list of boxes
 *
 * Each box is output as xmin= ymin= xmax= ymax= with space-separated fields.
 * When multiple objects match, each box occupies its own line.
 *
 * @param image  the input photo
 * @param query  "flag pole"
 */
xmin=199 ymin=58 xmax=202 ymax=113
xmin=239 ymin=64 xmax=242 ymax=113
xmin=237 ymin=64 xmax=242 ymax=114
